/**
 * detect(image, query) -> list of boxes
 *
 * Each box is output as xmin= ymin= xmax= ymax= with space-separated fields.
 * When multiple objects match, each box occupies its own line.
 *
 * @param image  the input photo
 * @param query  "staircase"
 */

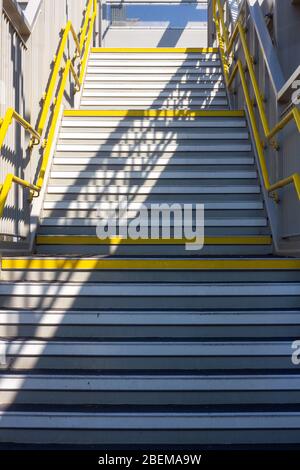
xmin=80 ymin=48 xmax=228 ymax=110
xmin=1 ymin=48 xmax=300 ymax=447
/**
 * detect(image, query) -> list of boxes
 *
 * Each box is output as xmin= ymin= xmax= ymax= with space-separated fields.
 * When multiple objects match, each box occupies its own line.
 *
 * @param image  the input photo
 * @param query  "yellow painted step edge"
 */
xmin=91 ymin=48 xmax=219 ymax=53
xmin=64 ymin=110 xmax=245 ymax=118
xmin=36 ymin=236 xmax=272 ymax=246
xmin=2 ymin=259 xmax=300 ymax=271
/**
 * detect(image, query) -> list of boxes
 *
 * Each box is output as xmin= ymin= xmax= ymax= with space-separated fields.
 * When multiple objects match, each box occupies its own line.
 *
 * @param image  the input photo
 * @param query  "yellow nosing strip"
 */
xmin=64 ymin=110 xmax=245 ymax=118
xmin=91 ymin=48 xmax=219 ymax=53
xmin=36 ymin=236 xmax=272 ymax=246
xmin=2 ymin=258 xmax=300 ymax=271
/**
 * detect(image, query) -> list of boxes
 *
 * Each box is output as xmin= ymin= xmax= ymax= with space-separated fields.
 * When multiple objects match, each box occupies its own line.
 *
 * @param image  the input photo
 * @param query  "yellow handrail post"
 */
xmin=236 ymin=22 xmax=270 ymax=136
xmin=0 ymin=174 xmax=40 ymax=218
xmin=216 ymin=0 xmax=230 ymax=50
xmin=37 ymin=21 xmax=81 ymax=136
xmin=79 ymin=0 xmax=93 ymax=50
xmin=214 ymin=11 xmax=230 ymax=84
xmin=79 ymin=12 xmax=96 ymax=85
xmin=36 ymin=60 xmax=74 ymax=191
xmin=269 ymin=174 xmax=300 ymax=201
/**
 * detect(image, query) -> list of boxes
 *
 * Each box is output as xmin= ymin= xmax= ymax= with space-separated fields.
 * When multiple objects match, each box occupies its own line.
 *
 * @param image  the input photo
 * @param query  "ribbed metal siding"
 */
xmin=0 ymin=0 xmax=87 ymax=243
xmin=0 ymin=12 xmax=28 ymax=241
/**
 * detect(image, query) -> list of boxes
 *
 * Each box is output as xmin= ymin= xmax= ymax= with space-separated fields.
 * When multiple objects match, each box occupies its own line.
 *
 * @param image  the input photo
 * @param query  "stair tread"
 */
xmin=1 ymin=411 xmax=300 ymax=429
xmin=1 ymin=374 xmax=300 ymax=390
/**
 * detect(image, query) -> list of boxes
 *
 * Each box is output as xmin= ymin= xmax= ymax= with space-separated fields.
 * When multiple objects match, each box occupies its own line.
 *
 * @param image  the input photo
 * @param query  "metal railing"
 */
xmin=0 ymin=108 xmax=41 ymax=217
xmin=213 ymin=0 xmax=300 ymax=201
xmin=0 ymin=0 xmax=97 ymax=220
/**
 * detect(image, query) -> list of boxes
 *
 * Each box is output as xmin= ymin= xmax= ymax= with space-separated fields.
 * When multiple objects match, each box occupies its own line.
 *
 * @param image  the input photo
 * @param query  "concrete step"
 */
xmin=55 ymin=143 xmax=251 ymax=152
xmin=1 ymin=411 xmax=300 ymax=445
xmin=4 ymin=307 xmax=297 ymax=339
xmin=35 ymin=244 xmax=272 ymax=257
xmin=88 ymin=52 xmax=220 ymax=60
xmin=58 ymin=130 xmax=249 ymax=140
xmin=87 ymin=60 xmax=222 ymax=67
xmin=39 ymin=216 xmax=268 ymax=227
xmin=0 ymin=282 xmax=299 ymax=310
xmin=49 ymin=170 xmax=257 ymax=181
xmin=86 ymin=67 xmax=223 ymax=75
xmin=3 ymin=257 xmax=300 ymax=283
xmin=1 ymin=374 xmax=299 ymax=405
xmin=83 ymin=82 xmax=225 ymax=90
xmin=61 ymin=116 xmax=246 ymax=129
xmin=0 ymin=338 xmax=298 ymax=370
xmin=44 ymin=194 xmax=263 ymax=205
xmin=46 ymin=184 xmax=261 ymax=195
xmin=81 ymin=90 xmax=227 ymax=98
xmin=80 ymin=103 xmax=228 ymax=110
xmin=80 ymin=102 xmax=228 ymax=110
xmin=84 ymin=73 xmax=224 ymax=82
xmin=37 ymin=225 xmax=270 ymax=238
xmin=42 ymin=200 xmax=264 ymax=211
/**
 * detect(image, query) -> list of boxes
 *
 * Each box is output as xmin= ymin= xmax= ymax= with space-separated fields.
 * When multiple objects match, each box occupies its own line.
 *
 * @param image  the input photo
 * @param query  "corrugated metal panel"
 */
xmin=0 ymin=0 xmax=87 ymax=244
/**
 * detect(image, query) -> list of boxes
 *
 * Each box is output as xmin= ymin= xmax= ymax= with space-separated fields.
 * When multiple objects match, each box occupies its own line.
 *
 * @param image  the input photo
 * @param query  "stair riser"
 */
xmin=80 ymin=104 xmax=228 ymax=110
xmin=50 ymin=164 xmax=256 ymax=173
xmin=5 ymin=270 xmax=297 ymax=283
xmin=1 ymin=428 xmax=300 ymax=445
xmin=87 ymin=60 xmax=222 ymax=67
xmin=85 ymin=74 xmax=223 ymax=82
xmin=54 ymin=151 xmax=253 ymax=160
xmin=86 ymin=67 xmax=223 ymax=74
xmin=0 ymin=296 xmax=299 ymax=310
xmin=1 ymin=355 xmax=297 ymax=371
xmin=48 ymin=177 xmax=258 ymax=187
xmin=88 ymin=53 xmax=220 ymax=59
xmin=41 ymin=210 xmax=266 ymax=219
xmin=83 ymin=83 xmax=225 ymax=90
xmin=88 ymin=54 xmax=220 ymax=59
xmin=37 ymin=226 xmax=270 ymax=237
xmin=0 ymin=323 xmax=295 ymax=339
xmin=46 ymin=185 xmax=261 ymax=196
xmin=61 ymin=118 xmax=245 ymax=128
xmin=34 ymin=245 xmax=272 ymax=256
xmin=58 ymin=132 xmax=249 ymax=140
xmin=81 ymin=91 xmax=227 ymax=98
xmin=44 ymin=194 xmax=263 ymax=203
xmin=1 ymin=390 xmax=299 ymax=406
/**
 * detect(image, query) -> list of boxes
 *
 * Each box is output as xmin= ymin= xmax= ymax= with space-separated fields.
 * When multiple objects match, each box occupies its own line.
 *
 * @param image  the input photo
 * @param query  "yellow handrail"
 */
xmin=0 ymin=108 xmax=42 ymax=215
xmin=0 ymin=175 xmax=40 ymax=218
xmin=0 ymin=0 xmax=97 ymax=220
xmin=213 ymin=0 xmax=300 ymax=200
xmin=0 ymin=108 xmax=41 ymax=149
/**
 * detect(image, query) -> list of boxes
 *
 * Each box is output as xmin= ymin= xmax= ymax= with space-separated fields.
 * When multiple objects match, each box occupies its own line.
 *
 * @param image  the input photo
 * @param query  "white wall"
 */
xmin=103 ymin=26 xmax=208 ymax=48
